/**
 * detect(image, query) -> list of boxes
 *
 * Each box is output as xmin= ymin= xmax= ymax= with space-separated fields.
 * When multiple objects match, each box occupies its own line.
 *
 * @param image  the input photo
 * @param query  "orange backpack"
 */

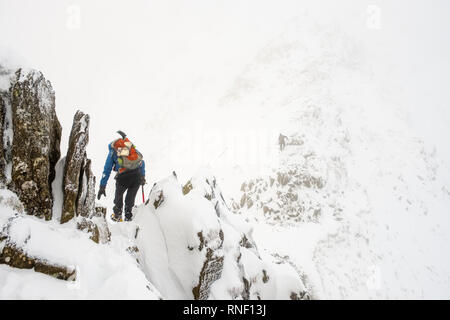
xmin=112 ymin=138 xmax=143 ymax=173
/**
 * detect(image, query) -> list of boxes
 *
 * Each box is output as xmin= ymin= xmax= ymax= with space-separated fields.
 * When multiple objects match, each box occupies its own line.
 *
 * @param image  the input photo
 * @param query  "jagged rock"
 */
xmin=192 ymin=229 xmax=225 ymax=300
xmin=182 ymin=180 xmax=193 ymax=195
xmin=61 ymin=110 xmax=90 ymax=224
xmin=55 ymin=110 xmax=110 ymax=241
xmin=239 ymin=234 xmax=257 ymax=251
xmin=7 ymin=69 xmax=61 ymax=220
xmin=49 ymin=110 xmax=109 ymax=242
xmin=76 ymin=215 xmax=110 ymax=244
xmin=233 ymin=164 xmax=329 ymax=224
xmin=0 ymin=92 xmax=6 ymax=183
xmin=0 ymin=65 xmax=15 ymax=184
xmin=0 ymin=244 xmax=76 ymax=281
xmin=0 ymin=95 xmax=4 ymax=182
xmin=262 ymin=269 xmax=269 ymax=283
xmin=193 ymin=246 xmax=224 ymax=300
xmin=136 ymin=173 xmax=310 ymax=300
xmin=77 ymin=217 xmax=100 ymax=243
xmin=290 ymin=291 xmax=310 ymax=300
xmin=76 ymin=159 xmax=96 ymax=217
xmin=94 ymin=206 xmax=107 ymax=218
xmin=153 ymin=190 xmax=164 ymax=209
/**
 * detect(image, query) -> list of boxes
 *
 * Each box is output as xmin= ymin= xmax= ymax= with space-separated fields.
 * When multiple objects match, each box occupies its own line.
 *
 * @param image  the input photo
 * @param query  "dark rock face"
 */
xmin=77 ymin=217 xmax=100 ymax=243
xmin=192 ymin=230 xmax=225 ymax=300
xmin=0 ymin=94 xmax=5 ymax=183
xmin=76 ymin=158 xmax=96 ymax=218
xmin=77 ymin=214 xmax=111 ymax=244
xmin=61 ymin=111 xmax=90 ymax=224
xmin=8 ymin=69 xmax=62 ymax=220
xmin=0 ymin=243 xmax=76 ymax=281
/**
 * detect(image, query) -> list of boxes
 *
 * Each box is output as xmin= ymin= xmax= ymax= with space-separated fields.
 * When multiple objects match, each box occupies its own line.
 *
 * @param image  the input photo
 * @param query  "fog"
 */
xmin=1 ymin=0 xmax=449 ymax=189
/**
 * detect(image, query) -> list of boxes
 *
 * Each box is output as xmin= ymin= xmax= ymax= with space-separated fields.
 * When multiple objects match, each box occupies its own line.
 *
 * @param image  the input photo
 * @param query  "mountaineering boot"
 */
xmin=111 ymin=205 xmax=123 ymax=222
xmin=124 ymin=211 xmax=133 ymax=222
xmin=111 ymin=213 xmax=123 ymax=222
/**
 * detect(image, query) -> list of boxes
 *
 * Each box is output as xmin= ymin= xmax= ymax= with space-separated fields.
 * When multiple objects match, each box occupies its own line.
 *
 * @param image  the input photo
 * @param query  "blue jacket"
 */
xmin=100 ymin=142 xmax=145 ymax=186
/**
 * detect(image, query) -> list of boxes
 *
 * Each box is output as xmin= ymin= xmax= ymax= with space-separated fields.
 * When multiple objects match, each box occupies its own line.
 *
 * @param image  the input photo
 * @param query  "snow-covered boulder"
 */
xmin=133 ymin=172 xmax=310 ymax=300
xmin=0 ymin=216 xmax=76 ymax=281
xmin=0 ymin=212 xmax=160 ymax=299
xmin=2 ymin=68 xmax=62 ymax=221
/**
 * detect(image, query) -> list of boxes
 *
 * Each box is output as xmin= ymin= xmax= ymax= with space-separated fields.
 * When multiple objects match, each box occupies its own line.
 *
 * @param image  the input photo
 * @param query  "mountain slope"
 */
xmin=223 ymin=18 xmax=450 ymax=299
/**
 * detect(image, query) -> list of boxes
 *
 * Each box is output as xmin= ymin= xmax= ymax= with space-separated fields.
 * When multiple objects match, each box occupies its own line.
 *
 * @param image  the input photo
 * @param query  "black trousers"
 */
xmin=113 ymin=169 xmax=141 ymax=217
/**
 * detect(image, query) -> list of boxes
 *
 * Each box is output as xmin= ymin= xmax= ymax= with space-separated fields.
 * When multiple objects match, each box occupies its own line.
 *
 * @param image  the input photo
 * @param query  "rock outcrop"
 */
xmin=0 ymin=94 xmax=5 ymax=183
xmin=56 ymin=111 xmax=109 ymax=242
xmin=61 ymin=111 xmax=91 ymax=224
xmin=233 ymin=163 xmax=327 ymax=224
xmin=0 ymin=242 xmax=76 ymax=281
xmin=0 ymin=68 xmax=62 ymax=220
xmin=76 ymin=159 xmax=96 ymax=218
xmin=0 ymin=64 xmax=109 ymax=258
xmin=0 ymin=215 xmax=77 ymax=281
xmin=135 ymin=173 xmax=310 ymax=300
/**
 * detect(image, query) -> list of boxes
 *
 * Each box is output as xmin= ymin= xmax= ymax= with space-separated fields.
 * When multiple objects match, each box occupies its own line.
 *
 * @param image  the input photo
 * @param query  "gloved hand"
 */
xmin=140 ymin=175 xmax=146 ymax=186
xmin=97 ymin=185 xmax=106 ymax=200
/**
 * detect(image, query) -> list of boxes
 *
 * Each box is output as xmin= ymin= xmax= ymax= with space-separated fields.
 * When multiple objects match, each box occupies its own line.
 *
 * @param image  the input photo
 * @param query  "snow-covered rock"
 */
xmin=0 ymin=213 xmax=160 ymax=299
xmin=0 ymin=67 xmax=62 ymax=220
xmin=61 ymin=110 xmax=92 ymax=224
xmin=133 ymin=172 xmax=310 ymax=300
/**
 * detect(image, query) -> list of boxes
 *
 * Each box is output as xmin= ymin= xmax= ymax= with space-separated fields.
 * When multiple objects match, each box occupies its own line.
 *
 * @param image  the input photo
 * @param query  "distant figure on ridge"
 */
xmin=97 ymin=131 xmax=146 ymax=222
xmin=279 ymin=133 xmax=288 ymax=151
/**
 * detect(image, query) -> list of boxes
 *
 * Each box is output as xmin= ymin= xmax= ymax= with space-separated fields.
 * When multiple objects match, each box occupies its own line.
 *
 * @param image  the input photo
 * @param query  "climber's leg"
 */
xmin=113 ymin=181 xmax=127 ymax=217
xmin=124 ymin=184 xmax=140 ymax=220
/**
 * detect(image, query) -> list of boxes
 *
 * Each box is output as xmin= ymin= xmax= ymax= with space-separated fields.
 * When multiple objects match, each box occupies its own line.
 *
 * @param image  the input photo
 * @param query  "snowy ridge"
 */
xmin=0 ymin=171 xmax=309 ymax=299
xmin=131 ymin=172 xmax=309 ymax=299
xmin=224 ymin=18 xmax=450 ymax=299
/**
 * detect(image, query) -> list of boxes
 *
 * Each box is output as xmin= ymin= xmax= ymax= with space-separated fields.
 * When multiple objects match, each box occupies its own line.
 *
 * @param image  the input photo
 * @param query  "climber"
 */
xmin=97 ymin=131 xmax=146 ymax=222
xmin=279 ymin=133 xmax=288 ymax=151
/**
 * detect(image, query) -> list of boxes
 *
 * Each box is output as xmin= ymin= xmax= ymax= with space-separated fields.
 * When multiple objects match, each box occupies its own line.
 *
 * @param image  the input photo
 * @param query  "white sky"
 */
xmin=1 ymin=0 xmax=449 ymax=190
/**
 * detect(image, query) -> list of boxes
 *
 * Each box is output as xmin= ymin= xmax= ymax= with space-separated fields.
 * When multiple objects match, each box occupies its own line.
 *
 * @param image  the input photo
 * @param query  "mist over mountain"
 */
xmin=1 ymin=0 xmax=449 ymax=299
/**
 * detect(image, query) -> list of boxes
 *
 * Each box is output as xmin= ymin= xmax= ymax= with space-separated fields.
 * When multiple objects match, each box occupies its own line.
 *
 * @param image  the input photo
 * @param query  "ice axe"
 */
xmin=141 ymin=185 xmax=145 ymax=203
xmin=117 ymin=130 xmax=127 ymax=139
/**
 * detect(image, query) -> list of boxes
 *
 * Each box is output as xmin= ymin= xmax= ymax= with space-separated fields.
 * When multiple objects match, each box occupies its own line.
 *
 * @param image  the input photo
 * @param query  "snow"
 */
xmin=0 ymin=73 xmax=12 ymax=92
xmin=131 ymin=173 xmax=310 ymax=300
xmin=0 ymin=213 xmax=160 ymax=299
xmin=134 ymin=174 xmax=225 ymax=299
xmin=0 ymin=188 xmax=23 ymax=234
xmin=1 ymin=1 xmax=450 ymax=300
xmin=223 ymin=16 xmax=450 ymax=299
xmin=3 ymin=169 xmax=308 ymax=300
